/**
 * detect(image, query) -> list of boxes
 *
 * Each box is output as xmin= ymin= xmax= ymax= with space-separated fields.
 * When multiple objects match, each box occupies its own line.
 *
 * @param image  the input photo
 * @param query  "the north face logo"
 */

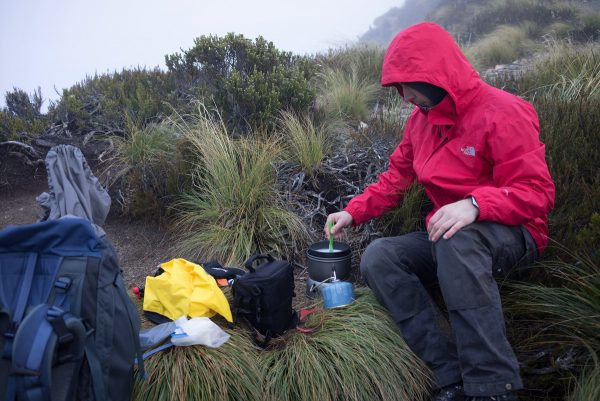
xmin=461 ymin=146 xmax=476 ymax=157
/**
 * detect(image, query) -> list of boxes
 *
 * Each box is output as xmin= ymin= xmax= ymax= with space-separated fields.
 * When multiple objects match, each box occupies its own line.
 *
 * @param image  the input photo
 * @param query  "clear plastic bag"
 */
xmin=170 ymin=316 xmax=230 ymax=348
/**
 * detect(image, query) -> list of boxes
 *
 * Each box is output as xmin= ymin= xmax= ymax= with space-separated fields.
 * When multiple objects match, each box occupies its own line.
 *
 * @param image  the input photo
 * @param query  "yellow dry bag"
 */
xmin=143 ymin=258 xmax=233 ymax=323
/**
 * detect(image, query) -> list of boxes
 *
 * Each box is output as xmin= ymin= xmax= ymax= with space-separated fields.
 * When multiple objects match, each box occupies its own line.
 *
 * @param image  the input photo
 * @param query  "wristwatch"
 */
xmin=470 ymin=196 xmax=479 ymax=209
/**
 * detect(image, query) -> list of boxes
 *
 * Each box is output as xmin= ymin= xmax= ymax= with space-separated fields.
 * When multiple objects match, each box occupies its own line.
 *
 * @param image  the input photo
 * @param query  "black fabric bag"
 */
xmin=232 ymin=254 xmax=297 ymax=346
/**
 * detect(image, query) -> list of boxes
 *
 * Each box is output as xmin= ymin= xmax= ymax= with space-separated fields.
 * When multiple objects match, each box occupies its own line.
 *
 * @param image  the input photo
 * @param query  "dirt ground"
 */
xmin=0 ymin=148 xmax=317 ymax=306
xmin=0 ymin=149 xmax=177 ymax=290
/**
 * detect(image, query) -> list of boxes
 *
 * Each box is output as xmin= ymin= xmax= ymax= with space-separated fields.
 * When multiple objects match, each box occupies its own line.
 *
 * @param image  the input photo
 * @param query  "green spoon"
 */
xmin=328 ymin=221 xmax=334 ymax=252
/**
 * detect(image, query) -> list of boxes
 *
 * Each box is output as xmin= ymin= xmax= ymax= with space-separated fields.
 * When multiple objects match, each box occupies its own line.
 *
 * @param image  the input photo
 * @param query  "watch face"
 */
xmin=471 ymin=196 xmax=479 ymax=208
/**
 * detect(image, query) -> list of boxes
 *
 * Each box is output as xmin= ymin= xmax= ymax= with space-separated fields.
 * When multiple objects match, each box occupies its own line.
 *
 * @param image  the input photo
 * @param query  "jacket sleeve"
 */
xmin=470 ymin=103 xmax=555 ymax=225
xmin=344 ymin=127 xmax=417 ymax=225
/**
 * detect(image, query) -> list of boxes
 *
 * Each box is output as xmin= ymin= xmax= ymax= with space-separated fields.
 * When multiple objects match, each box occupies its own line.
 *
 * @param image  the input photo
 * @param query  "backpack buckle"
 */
xmin=54 ymin=276 xmax=72 ymax=292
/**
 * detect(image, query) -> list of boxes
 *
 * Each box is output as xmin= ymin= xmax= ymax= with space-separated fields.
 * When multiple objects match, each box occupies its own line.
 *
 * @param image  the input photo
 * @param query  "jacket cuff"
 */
xmin=468 ymin=191 xmax=488 ymax=221
xmin=343 ymin=205 xmax=363 ymax=226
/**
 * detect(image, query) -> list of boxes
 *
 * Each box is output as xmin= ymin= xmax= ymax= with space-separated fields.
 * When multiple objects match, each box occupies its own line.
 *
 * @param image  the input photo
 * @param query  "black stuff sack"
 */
xmin=232 ymin=254 xmax=297 ymax=346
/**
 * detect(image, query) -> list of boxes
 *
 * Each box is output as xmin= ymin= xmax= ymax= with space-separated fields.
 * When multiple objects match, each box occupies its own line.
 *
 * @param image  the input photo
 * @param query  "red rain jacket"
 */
xmin=344 ymin=22 xmax=555 ymax=253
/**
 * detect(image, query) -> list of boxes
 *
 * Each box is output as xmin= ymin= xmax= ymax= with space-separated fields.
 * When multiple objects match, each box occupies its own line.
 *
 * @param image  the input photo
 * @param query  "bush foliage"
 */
xmin=165 ymin=33 xmax=315 ymax=133
xmin=0 ymin=87 xmax=47 ymax=140
xmin=50 ymin=68 xmax=177 ymax=136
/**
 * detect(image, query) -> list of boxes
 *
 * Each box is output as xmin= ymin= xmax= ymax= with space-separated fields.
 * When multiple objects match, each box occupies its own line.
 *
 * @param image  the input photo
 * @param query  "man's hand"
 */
xmin=427 ymin=198 xmax=479 ymax=242
xmin=324 ymin=211 xmax=353 ymax=239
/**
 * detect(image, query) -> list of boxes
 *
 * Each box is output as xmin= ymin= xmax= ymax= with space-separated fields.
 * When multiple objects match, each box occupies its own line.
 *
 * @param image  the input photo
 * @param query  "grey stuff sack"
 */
xmin=0 ymin=217 xmax=143 ymax=401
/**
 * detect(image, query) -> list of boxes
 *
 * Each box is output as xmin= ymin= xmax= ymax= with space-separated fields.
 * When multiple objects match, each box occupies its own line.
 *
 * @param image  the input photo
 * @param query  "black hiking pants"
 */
xmin=359 ymin=222 xmax=537 ymax=397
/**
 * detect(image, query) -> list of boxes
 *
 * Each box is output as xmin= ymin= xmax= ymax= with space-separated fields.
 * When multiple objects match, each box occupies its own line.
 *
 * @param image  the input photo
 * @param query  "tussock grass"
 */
xmin=469 ymin=0 xmax=577 ymax=37
xmin=260 ymin=288 xmax=431 ymax=401
xmin=315 ymin=65 xmax=380 ymax=123
xmin=543 ymin=21 xmax=575 ymax=39
xmin=133 ymin=331 xmax=262 ymax=401
xmin=364 ymin=88 xmax=411 ymax=142
xmin=171 ymin=104 xmax=309 ymax=265
xmin=377 ymin=184 xmax=429 ymax=236
xmin=105 ymin=118 xmax=183 ymax=216
xmin=507 ymin=255 xmax=600 ymax=352
xmin=568 ymin=361 xmax=600 ymax=401
xmin=279 ymin=111 xmax=333 ymax=175
xmin=523 ymin=41 xmax=600 ymax=101
xmin=465 ymin=25 xmax=534 ymax=69
xmin=109 ymin=119 xmax=178 ymax=179
xmin=316 ymin=44 xmax=385 ymax=85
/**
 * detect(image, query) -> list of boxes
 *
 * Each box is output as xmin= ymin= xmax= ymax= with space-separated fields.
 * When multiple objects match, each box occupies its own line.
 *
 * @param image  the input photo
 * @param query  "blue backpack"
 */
xmin=0 ymin=217 xmax=143 ymax=401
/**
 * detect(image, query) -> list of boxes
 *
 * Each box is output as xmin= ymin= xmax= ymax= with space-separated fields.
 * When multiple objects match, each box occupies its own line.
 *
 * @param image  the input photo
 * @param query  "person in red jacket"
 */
xmin=325 ymin=22 xmax=555 ymax=401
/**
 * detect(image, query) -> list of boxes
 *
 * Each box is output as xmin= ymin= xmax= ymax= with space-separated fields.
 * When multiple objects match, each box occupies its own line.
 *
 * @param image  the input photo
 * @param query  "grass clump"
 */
xmin=465 ymin=24 xmax=534 ymax=69
xmin=523 ymin=41 xmax=600 ymax=101
xmin=260 ymin=288 xmax=431 ymax=401
xmin=316 ymin=44 xmax=385 ymax=86
xmin=377 ymin=184 xmax=430 ymax=236
xmin=508 ymin=255 xmax=600 ymax=352
xmin=315 ymin=65 xmax=380 ymax=124
xmin=568 ymin=362 xmax=600 ymax=401
xmin=279 ymin=111 xmax=333 ymax=176
xmin=172 ymin=105 xmax=309 ymax=265
xmin=506 ymin=254 xmax=600 ymax=401
xmin=133 ymin=331 xmax=262 ymax=401
xmin=468 ymin=0 xmax=577 ymax=38
xmin=106 ymin=118 xmax=184 ymax=217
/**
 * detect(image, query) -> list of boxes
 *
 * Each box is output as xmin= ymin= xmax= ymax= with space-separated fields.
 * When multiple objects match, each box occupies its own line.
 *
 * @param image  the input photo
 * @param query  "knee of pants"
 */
xmin=433 ymin=228 xmax=496 ymax=310
xmin=359 ymin=237 xmax=388 ymax=281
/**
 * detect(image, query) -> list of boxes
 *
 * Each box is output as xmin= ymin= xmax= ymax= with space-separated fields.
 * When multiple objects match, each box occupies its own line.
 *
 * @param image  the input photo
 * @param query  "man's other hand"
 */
xmin=324 ymin=211 xmax=353 ymax=239
xmin=427 ymin=198 xmax=479 ymax=242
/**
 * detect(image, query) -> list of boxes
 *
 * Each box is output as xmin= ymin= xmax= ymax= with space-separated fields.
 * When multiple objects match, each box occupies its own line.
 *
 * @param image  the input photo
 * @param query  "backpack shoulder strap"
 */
xmin=12 ymin=304 xmax=85 ymax=401
xmin=12 ymin=253 xmax=38 ymax=325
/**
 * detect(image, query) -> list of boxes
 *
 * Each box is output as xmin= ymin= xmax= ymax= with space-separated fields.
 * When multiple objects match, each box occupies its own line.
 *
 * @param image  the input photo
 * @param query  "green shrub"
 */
xmin=0 ymin=87 xmax=48 ymax=139
xmin=165 ymin=33 xmax=315 ymax=133
xmin=172 ymin=105 xmax=309 ymax=265
xmin=260 ymin=288 xmax=431 ymax=401
xmin=49 ymin=68 xmax=177 ymax=135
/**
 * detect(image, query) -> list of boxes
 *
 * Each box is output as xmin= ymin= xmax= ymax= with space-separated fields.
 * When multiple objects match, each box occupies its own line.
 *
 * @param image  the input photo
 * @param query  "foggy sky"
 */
xmin=1 ymin=0 xmax=403 ymax=110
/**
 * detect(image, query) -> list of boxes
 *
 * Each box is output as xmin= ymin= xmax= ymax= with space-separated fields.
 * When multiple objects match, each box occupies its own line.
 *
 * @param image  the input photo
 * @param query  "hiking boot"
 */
xmin=431 ymin=382 xmax=464 ymax=401
xmin=465 ymin=393 xmax=518 ymax=401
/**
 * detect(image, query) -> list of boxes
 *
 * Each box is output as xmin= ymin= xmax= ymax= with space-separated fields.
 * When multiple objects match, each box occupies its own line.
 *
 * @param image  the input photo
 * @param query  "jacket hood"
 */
xmin=382 ymin=22 xmax=481 ymax=117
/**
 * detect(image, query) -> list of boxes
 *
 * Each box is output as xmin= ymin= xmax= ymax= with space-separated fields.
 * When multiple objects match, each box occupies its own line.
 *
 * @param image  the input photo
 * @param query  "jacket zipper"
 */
xmin=423 ymin=126 xmax=450 ymax=168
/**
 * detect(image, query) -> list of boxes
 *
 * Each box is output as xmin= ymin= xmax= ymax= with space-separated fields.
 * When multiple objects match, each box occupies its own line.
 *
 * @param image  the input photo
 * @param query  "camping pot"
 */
xmin=306 ymin=240 xmax=352 ymax=282
xmin=322 ymin=280 xmax=355 ymax=309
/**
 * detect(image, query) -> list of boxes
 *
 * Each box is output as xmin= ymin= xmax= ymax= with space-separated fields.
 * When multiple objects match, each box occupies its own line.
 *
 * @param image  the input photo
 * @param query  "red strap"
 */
xmin=296 ymin=307 xmax=323 ymax=334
